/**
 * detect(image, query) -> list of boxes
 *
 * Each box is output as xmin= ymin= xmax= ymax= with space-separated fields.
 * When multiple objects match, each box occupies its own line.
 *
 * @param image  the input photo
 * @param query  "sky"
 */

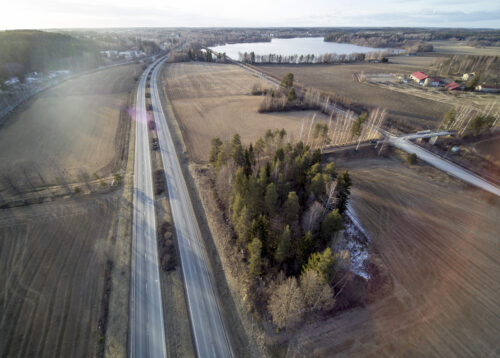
xmin=2 ymin=0 xmax=500 ymax=29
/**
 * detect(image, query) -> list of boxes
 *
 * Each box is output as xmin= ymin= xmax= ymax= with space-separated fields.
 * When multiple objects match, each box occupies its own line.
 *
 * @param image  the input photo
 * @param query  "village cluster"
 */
xmin=406 ymin=71 xmax=499 ymax=93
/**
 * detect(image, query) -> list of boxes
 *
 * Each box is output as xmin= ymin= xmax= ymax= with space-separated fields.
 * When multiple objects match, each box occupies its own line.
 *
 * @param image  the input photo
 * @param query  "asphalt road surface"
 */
xmin=390 ymin=136 xmax=500 ymax=197
xmin=150 ymin=58 xmax=233 ymax=357
xmin=130 ymin=56 xmax=168 ymax=358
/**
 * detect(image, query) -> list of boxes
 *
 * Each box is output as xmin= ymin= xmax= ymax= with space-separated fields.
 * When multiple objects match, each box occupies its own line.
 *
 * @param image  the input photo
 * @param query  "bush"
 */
xmin=113 ymin=173 xmax=123 ymax=185
xmin=153 ymin=169 xmax=165 ymax=195
xmin=280 ymin=73 xmax=294 ymax=89
xmin=407 ymin=153 xmax=418 ymax=165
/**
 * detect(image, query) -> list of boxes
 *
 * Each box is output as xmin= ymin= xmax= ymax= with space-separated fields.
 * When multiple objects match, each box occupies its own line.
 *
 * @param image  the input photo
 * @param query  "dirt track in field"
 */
xmin=257 ymin=63 xmax=453 ymax=131
xmin=163 ymin=62 xmax=328 ymax=163
xmin=471 ymin=135 xmax=500 ymax=163
xmin=287 ymin=156 xmax=500 ymax=357
xmin=0 ymin=63 xmax=141 ymax=188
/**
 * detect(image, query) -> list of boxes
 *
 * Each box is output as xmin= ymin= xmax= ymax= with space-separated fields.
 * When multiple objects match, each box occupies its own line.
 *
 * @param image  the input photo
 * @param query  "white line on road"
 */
xmin=130 ymin=56 xmax=168 ymax=358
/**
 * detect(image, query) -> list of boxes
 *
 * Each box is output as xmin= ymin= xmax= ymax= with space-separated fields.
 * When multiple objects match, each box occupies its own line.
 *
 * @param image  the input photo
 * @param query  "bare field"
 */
xmin=0 ymin=195 xmax=118 ymax=357
xmin=471 ymin=135 xmax=500 ymax=163
xmin=386 ymin=55 xmax=443 ymax=67
xmin=163 ymin=62 xmax=329 ymax=162
xmin=430 ymin=40 xmax=500 ymax=56
xmin=0 ymin=63 xmax=141 ymax=187
xmin=257 ymin=63 xmax=453 ymax=131
xmin=288 ymin=156 xmax=500 ymax=357
xmin=0 ymin=63 xmax=140 ymax=357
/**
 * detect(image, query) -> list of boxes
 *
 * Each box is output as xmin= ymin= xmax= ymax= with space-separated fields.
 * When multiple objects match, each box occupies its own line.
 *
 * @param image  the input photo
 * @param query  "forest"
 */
xmin=0 ymin=30 xmax=101 ymax=80
xmin=209 ymin=129 xmax=353 ymax=328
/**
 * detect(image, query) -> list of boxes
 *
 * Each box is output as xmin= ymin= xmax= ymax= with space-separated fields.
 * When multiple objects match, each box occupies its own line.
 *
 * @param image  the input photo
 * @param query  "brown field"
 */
xmin=0 ymin=63 xmax=141 ymax=187
xmin=0 ymin=64 xmax=139 ymax=357
xmin=471 ymin=135 xmax=500 ymax=163
xmin=162 ymin=62 xmax=329 ymax=163
xmin=430 ymin=40 xmax=500 ymax=56
xmin=287 ymin=156 xmax=500 ymax=357
xmin=0 ymin=195 xmax=118 ymax=357
xmin=257 ymin=63 xmax=453 ymax=131
xmin=386 ymin=55 xmax=443 ymax=67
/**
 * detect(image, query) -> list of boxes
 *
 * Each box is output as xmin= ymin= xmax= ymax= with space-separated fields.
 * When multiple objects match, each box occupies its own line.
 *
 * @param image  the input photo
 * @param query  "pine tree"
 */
xmin=309 ymin=173 xmax=327 ymax=198
xmin=275 ymin=225 xmax=292 ymax=263
xmin=336 ymin=170 xmax=351 ymax=214
xmin=320 ymin=209 xmax=343 ymax=244
xmin=265 ymin=182 xmax=278 ymax=213
xmin=303 ymin=247 xmax=336 ymax=284
xmin=284 ymin=191 xmax=300 ymax=224
xmin=232 ymin=167 xmax=248 ymax=198
xmin=297 ymin=231 xmax=314 ymax=266
xmin=324 ymin=162 xmax=337 ymax=178
xmin=235 ymin=205 xmax=251 ymax=244
xmin=248 ymin=237 xmax=262 ymax=277
xmin=280 ymin=73 xmax=294 ymax=89
xmin=249 ymin=215 xmax=268 ymax=251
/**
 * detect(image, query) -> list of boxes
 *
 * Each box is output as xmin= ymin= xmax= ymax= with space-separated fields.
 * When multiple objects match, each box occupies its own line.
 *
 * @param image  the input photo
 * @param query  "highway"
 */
xmin=130 ymin=56 xmax=168 ymax=358
xmin=390 ymin=136 xmax=500 ymax=197
xmin=150 ymin=59 xmax=234 ymax=357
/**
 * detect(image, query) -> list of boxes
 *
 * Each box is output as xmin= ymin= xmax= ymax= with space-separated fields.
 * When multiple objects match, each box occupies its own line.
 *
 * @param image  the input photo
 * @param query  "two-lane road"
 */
xmin=150 ymin=58 xmax=233 ymax=357
xmin=130 ymin=56 xmax=168 ymax=358
xmin=389 ymin=136 xmax=500 ymax=197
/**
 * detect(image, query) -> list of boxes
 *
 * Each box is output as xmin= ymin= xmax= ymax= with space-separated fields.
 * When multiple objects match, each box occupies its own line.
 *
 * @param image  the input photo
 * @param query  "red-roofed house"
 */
xmin=410 ymin=71 xmax=428 ymax=84
xmin=445 ymin=82 xmax=461 ymax=91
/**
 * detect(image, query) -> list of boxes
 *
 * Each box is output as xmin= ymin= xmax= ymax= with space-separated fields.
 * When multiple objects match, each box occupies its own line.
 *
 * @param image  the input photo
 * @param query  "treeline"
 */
xmin=168 ymin=48 xmax=228 ymax=63
xmin=324 ymin=32 xmax=433 ymax=53
xmin=0 ymin=30 xmax=101 ymax=81
xmin=210 ymin=129 xmax=352 ymax=328
xmin=433 ymin=55 xmax=500 ymax=83
xmin=441 ymin=106 xmax=498 ymax=136
xmin=238 ymin=51 xmax=392 ymax=65
xmin=324 ymin=28 xmax=500 ymax=48
xmin=139 ymin=40 xmax=162 ymax=56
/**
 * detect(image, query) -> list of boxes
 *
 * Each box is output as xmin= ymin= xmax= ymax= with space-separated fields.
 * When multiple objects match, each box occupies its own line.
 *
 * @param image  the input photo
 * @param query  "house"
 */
xmin=462 ymin=73 xmax=475 ymax=81
xmin=100 ymin=50 xmax=118 ymax=58
xmin=475 ymin=85 xmax=499 ymax=93
xmin=445 ymin=82 xmax=461 ymax=91
xmin=424 ymin=77 xmax=440 ymax=87
xmin=410 ymin=72 xmax=428 ymax=84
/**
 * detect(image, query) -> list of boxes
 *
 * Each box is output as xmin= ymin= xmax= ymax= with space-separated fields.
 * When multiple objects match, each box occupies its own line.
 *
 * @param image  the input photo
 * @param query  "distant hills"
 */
xmin=0 ymin=30 xmax=101 ymax=81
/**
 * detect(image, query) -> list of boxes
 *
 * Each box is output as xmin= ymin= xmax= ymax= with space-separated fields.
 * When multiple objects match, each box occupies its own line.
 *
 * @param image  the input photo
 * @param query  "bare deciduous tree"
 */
xmin=300 ymin=269 xmax=334 ymax=312
xmin=268 ymin=277 xmax=305 ymax=329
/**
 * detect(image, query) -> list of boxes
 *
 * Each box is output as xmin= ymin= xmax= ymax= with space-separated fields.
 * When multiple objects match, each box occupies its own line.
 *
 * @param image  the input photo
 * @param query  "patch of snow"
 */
xmin=337 ymin=203 xmax=371 ymax=279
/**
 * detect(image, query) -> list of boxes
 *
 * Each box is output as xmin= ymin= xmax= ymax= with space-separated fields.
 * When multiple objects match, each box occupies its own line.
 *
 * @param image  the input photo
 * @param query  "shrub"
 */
xmin=407 ymin=153 xmax=418 ymax=165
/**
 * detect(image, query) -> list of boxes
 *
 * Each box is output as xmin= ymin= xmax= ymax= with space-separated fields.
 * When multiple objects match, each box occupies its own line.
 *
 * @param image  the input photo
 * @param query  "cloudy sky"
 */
xmin=2 ymin=0 xmax=499 ymax=29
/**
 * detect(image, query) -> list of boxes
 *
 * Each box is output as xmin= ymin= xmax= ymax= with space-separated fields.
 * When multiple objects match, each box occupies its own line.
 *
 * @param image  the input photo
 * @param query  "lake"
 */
xmin=209 ymin=37 xmax=391 ymax=61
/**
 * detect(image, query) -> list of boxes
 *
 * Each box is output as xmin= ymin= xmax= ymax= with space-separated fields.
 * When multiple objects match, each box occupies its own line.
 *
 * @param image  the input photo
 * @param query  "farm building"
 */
xmin=475 ymin=85 xmax=499 ymax=93
xmin=410 ymin=72 xmax=428 ymax=84
xmin=424 ymin=77 xmax=441 ymax=87
xmin=445 ymin=82 xmax=461 ymax=91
